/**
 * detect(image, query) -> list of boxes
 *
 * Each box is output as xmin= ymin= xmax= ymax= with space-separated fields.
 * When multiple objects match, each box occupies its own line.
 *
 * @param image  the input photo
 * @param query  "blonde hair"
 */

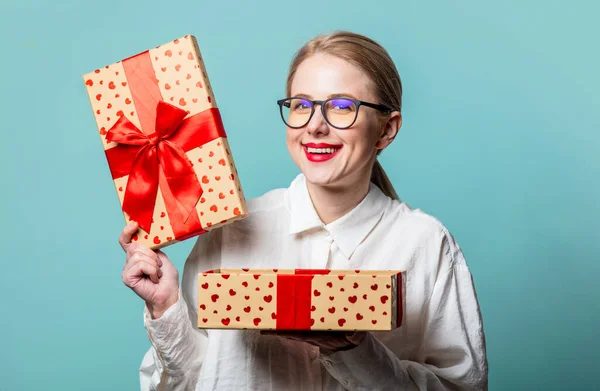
xmin=285 ymin=31 xmax=402 ymax=200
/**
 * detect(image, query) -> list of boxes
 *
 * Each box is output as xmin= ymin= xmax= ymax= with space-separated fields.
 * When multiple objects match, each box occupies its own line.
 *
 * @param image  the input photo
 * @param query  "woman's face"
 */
xmin=286 ymin=53 xmax=386 ymax=189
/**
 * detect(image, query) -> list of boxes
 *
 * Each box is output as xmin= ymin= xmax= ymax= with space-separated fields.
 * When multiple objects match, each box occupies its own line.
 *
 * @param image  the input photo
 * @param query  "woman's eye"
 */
xmin=330 ymin=99 xmax=354 ymax=111
xmin=293 ymin=100 xmax=311 ymax=110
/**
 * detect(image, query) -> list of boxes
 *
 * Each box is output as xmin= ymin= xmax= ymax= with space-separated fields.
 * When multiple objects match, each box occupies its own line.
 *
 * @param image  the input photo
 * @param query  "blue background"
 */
xmin=1 ymin=0 xmax=598 ymax=389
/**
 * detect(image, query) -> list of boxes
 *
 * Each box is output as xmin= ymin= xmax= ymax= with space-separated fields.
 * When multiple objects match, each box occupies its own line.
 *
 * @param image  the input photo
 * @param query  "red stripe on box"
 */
xmin=276 ymin=274 xmax=314 ymax=329
xmin=397 ymin=272 xmax=403 ymax=327
xmin=294 ymin=269 xmax=331 ymax=275
xmin=121 ymin=51 xmax=164 ymax=136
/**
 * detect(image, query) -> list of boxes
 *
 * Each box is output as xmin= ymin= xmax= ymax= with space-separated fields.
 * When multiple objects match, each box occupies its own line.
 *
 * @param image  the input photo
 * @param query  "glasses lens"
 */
xmin=325 ymin=98 xmax=357 ymax=128
xmin=281 ymin=98 xmax=313 ymax=128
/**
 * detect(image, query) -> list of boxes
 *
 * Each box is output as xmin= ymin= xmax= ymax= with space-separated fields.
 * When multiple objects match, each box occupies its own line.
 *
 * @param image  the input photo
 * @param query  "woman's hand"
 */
xmin=261 ymin=330 xmax=367 ymax=355
xmin=119 ymin=222 xmax=180 ymax=319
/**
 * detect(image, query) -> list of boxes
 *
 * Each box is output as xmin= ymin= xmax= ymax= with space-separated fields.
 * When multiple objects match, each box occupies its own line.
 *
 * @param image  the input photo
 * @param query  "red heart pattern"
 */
xmin=196 ymin=270 xmax=400 ymax=330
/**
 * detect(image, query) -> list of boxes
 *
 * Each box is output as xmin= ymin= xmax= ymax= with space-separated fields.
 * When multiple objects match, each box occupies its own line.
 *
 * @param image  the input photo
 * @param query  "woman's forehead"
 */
xmin=290 ymin=53 xmax=374 ymax=99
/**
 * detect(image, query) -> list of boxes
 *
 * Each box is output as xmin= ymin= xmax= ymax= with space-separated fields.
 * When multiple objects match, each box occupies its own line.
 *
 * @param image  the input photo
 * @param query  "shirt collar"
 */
xmin=288 ymin=174 xmax=324 ymax=235
xmin=288 ymin=174 xmax=389 ymax=258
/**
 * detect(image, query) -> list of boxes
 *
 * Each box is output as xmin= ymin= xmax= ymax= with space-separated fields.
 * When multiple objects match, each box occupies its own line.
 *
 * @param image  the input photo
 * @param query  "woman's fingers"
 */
xmin=123 ymin=261 xmax=160 ymax=285
xmin=119 ymin=222 xmax=139 ymax=251
xmin=124 ymin=251 xmax=162 ymax=275
xmin=126 ymin=244 xmax=158 ymax=265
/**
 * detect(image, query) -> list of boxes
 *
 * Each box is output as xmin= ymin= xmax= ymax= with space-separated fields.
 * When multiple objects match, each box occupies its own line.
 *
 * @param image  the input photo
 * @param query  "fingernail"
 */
xmin=158 ymin=269 xmax=163 ymax=278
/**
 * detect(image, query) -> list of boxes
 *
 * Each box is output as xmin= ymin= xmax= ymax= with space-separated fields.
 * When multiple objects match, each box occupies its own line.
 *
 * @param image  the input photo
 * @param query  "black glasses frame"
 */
xmin=277 ymin=97 xmax=394 ymax=130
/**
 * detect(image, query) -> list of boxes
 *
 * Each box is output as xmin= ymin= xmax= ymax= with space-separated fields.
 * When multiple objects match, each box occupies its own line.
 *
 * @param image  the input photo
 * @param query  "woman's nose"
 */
xmin=306 ymin=106 xmax=329 ymax=136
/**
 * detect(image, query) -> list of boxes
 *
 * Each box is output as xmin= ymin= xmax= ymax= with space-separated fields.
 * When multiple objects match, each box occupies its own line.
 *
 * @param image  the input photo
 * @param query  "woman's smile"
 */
xmin=302 ymin=142 xmax=343 ymax=162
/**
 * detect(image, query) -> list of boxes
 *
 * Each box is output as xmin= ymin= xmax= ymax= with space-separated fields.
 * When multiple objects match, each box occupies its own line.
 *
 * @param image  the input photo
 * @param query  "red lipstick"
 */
xmin=302 ymin=142 xmax=343 ymax=163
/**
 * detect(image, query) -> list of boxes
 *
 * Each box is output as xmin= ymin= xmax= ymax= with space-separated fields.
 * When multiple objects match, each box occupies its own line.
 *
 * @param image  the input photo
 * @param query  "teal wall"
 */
xmin=1 ymin=0 xmax=598 ymax=389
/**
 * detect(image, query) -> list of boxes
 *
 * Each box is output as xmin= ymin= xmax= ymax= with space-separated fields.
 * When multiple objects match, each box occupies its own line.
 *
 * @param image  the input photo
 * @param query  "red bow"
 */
xmin=106 ymin=101 xmax=203 ymax=233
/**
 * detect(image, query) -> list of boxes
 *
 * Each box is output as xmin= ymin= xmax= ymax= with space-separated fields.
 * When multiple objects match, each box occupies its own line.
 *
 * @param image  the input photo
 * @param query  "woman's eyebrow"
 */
xmin=291 ymin=93 xmax=360 ymax=100
xmin=328 ymin=93 xmax=359 ymax=99
xmin=291 ymin=93 xmax=312 ymax=99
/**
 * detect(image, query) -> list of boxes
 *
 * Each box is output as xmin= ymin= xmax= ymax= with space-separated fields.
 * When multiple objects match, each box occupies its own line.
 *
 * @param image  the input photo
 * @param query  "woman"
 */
xmin=120 ymin=31 xmax=488 ymax=390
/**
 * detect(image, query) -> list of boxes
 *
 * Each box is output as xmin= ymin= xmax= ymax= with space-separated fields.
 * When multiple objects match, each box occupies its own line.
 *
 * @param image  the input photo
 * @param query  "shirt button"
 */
xmin=323 ymin=359 xmax=333 ymax=367
xmin=309 ymin=349 xmax=319 ymax=360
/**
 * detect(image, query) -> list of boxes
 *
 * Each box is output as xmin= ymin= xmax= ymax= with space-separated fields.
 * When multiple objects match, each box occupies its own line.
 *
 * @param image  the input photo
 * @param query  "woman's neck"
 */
xmin=305 ymin=176 xmax=371 ymax=225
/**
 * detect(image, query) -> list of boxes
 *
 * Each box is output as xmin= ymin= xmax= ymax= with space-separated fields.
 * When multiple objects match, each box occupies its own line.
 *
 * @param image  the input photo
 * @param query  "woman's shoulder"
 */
xmin=384 ymin=199 xmax=466 ymax=266
xmin=390 ymin=201 xmax=450 ymax=236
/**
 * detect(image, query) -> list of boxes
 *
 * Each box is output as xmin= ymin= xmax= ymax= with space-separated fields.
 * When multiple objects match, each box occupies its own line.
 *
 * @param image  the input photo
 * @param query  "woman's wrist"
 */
xmin=147 ymin=292 xmax=179 ymax=320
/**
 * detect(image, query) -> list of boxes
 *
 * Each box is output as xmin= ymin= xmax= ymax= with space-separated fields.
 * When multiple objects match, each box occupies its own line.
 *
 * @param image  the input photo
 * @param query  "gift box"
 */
xmin=83 ymin=35 xmax=248 ymax=250
xmin=197 ymin=269 xmax=405 ymax=331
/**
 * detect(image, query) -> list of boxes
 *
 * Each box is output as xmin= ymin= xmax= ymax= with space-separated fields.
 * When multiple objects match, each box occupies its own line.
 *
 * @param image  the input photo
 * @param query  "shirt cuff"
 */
xmin=319 ymin=333 xmax=411 ymax=391
xmin=143 ymin=289 xmax=198 ymax=377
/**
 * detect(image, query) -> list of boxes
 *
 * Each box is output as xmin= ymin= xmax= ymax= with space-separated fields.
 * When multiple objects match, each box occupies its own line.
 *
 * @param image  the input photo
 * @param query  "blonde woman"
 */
xmin=121 ymin=31 xmax=488 ymax=390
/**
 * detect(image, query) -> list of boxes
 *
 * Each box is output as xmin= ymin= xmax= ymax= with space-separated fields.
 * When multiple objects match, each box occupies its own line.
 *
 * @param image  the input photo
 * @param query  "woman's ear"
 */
xmin=375 ymin=112 xmax=402 ymax=150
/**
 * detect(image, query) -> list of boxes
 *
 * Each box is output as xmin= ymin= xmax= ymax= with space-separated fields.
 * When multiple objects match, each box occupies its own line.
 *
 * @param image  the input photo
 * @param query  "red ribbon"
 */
xmin=103 ymin=50 xmax=226 ymax=235
xmin=275 ymin=269 xmax=330 ymax=330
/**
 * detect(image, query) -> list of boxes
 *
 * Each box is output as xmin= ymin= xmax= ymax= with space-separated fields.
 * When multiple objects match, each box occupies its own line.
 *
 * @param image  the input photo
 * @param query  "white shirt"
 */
xmin=140 ymin=174 xmax=488 ymax=391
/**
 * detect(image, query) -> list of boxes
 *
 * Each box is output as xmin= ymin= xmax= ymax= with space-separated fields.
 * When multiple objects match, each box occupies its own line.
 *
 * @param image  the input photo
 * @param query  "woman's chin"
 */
xmin=302 ymin=169 xmax=342 ymax=188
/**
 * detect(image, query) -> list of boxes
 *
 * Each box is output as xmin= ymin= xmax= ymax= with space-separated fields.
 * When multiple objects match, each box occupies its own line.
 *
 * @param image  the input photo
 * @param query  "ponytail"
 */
xmin=371 ymin=159 xmax=399 ymax=200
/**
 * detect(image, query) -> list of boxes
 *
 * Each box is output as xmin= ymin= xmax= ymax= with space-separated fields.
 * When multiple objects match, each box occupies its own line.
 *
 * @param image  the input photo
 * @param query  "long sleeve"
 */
xmin=139 ymin=230 xmax=222 ymax=391
xmin=320 ymin=236 xmax=488 ymax=390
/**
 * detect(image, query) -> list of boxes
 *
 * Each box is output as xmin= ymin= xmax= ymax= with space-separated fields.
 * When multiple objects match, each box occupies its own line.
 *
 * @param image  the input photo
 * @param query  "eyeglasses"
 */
xmin=277 ymin=97 xmax=393 ymax=130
